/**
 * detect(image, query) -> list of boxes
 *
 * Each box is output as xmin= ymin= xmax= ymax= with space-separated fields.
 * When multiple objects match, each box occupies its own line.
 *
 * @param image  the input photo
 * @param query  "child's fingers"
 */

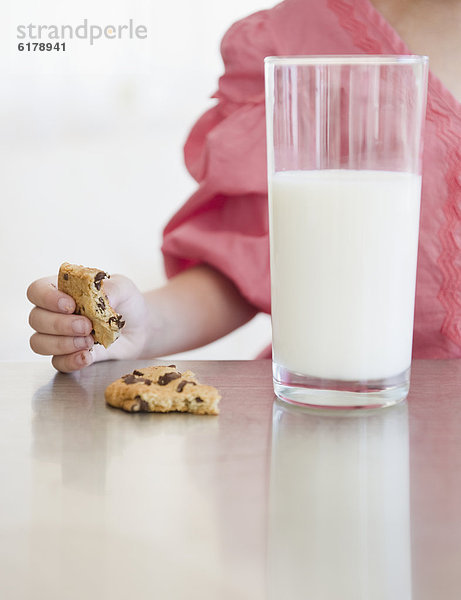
xmin=29 ymin=307 xmax=93 ymax=337
xmin=51 ymin=350 xmax=94 ymax=373
xmin=30 ymin=332 xmax=94 ymax=356
xmin=27 ymin=276 xmax=76 ymax=314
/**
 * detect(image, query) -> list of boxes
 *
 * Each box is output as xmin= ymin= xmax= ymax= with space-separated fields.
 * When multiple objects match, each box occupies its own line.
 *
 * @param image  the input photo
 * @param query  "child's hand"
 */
xmin=27 ymin=274 xmax=149 ymax=372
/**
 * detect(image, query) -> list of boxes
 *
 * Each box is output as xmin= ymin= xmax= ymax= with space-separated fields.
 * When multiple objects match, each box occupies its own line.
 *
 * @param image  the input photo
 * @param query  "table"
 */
xmin=0 ymin=359 xmax=460 ymax=599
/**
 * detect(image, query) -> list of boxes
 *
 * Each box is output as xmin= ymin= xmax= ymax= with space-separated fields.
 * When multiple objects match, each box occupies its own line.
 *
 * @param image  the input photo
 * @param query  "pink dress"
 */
xmin=162 ymin=0 xmax=461 ymax=359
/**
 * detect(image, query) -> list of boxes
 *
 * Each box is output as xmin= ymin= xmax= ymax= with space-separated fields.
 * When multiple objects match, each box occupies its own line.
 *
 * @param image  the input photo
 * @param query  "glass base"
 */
xmin=273 ymin=363 xmax=410 ymax=409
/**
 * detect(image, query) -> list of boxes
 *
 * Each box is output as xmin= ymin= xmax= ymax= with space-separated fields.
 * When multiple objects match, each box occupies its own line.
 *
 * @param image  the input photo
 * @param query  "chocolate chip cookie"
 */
xmin=58 ymin=262 xmax=125 ymax=348
xmin=105 ymin=365 xmax=220 ymax=415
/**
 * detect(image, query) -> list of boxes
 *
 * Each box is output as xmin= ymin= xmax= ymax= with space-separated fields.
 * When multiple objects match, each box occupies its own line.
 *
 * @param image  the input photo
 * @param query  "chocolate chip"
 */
xmin=108 ymin=314 xmax=125 ymax=329
xmin=132 ymin=395 xmax=149 ymax=411
xmin=133 ymin=370 xmax=143 ymax=376
xmin=96 ymin=297 xmax=105 ymax=312
xmin=63 ymin=273 xmax=69 ymax=280
xmin=94 ymin=271 xmax=107 ymax=290
xmin=195 ymin=397 xmax=204 ymax=403
xmin=176 ymin=380 xmax=197 ymax=393
xmin=157 ymin=372 xmax=181 ymax=386
xmin=168 ymin=364 xmax=176 ymax=368
xmin=122 ymin=374 xmax=152 ymax=385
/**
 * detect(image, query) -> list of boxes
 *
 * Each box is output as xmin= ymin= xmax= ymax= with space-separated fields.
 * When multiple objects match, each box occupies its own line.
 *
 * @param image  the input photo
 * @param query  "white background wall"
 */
xmin=0 ymin=0 xmax=273 ymax=362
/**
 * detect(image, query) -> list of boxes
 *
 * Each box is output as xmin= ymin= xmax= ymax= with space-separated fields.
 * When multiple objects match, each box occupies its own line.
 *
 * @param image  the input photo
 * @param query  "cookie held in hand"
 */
xmin=58 ymin=262 xmax=125 ymax=348
xmin=105 ymin=365 xmax=221 ymax=415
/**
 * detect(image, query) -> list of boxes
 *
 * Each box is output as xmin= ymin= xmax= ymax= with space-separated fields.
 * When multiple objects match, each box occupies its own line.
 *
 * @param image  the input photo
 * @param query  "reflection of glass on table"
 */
xmin=268 ymin=398 xmax=411 ymax=599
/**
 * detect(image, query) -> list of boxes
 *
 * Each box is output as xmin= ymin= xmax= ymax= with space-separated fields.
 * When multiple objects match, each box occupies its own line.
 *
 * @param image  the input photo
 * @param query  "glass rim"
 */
xmin=264 ymin=54 xmax=428 ymax=66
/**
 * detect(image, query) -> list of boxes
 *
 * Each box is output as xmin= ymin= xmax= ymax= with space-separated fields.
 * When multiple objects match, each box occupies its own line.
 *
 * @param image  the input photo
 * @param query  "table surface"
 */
xmin=1 ymin=358 xmax=460 ymax=600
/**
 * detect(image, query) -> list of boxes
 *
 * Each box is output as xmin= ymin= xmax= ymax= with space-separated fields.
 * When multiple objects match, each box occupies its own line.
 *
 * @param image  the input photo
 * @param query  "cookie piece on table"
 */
xmin=105 ymin=365 xmax=220 ymax=415
xmin=58 ymin=262 xmax=125 ymax=349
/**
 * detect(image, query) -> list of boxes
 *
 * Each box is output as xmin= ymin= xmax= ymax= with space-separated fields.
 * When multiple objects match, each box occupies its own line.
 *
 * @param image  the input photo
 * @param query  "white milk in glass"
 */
xmin=269 ymin=170 xmax=421 ymax=382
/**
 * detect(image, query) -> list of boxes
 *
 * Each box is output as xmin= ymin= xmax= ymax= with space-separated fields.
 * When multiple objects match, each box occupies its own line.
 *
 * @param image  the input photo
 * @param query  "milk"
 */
xmin=269 ymin=170 xmax=421 ymax=381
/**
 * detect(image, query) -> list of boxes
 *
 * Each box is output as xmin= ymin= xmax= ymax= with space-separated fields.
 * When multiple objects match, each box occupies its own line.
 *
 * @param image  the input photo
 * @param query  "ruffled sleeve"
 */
xmin=161 ymin=9 xmax=277 ymax=314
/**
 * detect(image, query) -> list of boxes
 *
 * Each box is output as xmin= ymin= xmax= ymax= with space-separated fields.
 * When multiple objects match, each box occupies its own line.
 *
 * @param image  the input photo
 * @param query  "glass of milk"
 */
xmin=265 ymin=56 xmax=428 ymax=407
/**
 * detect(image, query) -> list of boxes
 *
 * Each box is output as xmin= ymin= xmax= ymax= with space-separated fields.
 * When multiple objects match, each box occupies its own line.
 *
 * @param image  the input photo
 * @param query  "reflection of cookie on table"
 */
xmin=105 ymin=365 xmax=221 ymax=415
xmin=58 ymin=262 xmax=125 ymax=348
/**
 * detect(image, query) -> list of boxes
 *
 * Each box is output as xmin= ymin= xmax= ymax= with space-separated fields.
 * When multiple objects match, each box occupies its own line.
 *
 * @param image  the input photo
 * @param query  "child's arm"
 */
xmin=27 ymin=264 xmax=257 ymax=373
xmin=140 ymin=264 xmax=257 ymax=358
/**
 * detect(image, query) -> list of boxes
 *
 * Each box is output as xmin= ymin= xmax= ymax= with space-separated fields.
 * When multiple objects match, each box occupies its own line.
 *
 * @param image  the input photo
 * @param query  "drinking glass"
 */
xmin=265 ymin=55 xmax=428 ymax=408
